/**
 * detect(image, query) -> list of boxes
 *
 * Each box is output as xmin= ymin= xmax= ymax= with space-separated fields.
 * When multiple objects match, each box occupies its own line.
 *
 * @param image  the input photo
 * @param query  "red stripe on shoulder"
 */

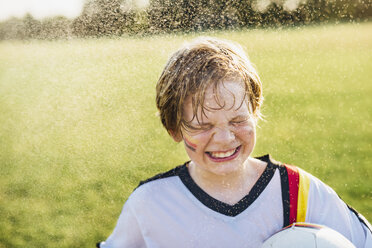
xmin=284 ymin=164 xmax=299 ymax=224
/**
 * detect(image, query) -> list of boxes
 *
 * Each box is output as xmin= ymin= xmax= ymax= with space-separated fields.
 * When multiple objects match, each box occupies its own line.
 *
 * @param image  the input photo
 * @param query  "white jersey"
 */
xmin=98 ymin=155 xmax=372 ymax=248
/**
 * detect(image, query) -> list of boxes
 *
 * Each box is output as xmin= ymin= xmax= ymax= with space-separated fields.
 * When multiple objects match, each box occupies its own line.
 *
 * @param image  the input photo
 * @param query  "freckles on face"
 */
xmin=181 ymin=80 xmax=256 ymax=147
xmin=237 ymin=122 xmax=255 ymax=136
xmin=178 ymin=81 xmax=259 ymax=176
xmin=235 ymin=121 xmax=255 ymax=143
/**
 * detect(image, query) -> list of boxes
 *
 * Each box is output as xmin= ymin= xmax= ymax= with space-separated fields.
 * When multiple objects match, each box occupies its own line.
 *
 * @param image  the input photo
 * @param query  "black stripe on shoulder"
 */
xmin=256 ymin=155 xmax=292 ymax=227
xmin=267 ymin=156 xmax=291 ymax=228
xmin=256 ymin=154 xmax=282 ymax=167
xmin=279 ymin=164 xmax=290 ymax=227
xmin=337 ymin=193 xmax=372 ymax=234
xmin=347 ymin=204 xmax=372 ymax=234
xmin=136 ymin=162 xmax=188 ymax=189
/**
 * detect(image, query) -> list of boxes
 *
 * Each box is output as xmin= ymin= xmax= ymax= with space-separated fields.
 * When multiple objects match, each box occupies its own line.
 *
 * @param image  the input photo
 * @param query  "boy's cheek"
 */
xmin=183 ymin=134 xmax=199 ymax=152
xmin=183 ymin=133 xmax=198 ymax=144
xmin=184 ymin=138 xmax=197 ymax=150
xmin=183 ymin=132 xmax=210 ymax=152
xmin=236 ymin=125 xmax=255 ymax=137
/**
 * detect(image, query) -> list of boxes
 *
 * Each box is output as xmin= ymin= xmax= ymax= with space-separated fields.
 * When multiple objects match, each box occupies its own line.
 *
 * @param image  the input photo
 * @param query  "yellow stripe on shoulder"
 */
xmin=297 ymin=168 xmax=311 ymax=222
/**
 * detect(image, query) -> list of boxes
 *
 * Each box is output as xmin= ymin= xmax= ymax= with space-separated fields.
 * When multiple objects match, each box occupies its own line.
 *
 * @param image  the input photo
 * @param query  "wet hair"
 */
xmin=156 ymin=36 xmax=263 ymax=137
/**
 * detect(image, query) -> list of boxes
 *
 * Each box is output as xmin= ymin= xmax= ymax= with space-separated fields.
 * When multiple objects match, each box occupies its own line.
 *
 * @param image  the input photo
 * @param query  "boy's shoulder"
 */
xmin=135 ymin=162 xmax=188 ymax=190
xmin=126 ymin=162 xmax=191 ymax=210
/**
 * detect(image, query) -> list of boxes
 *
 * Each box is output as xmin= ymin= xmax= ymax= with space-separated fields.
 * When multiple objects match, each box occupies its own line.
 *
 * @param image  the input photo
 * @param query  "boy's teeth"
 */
xmin=210 ymin=148 xmax=236 ymax=158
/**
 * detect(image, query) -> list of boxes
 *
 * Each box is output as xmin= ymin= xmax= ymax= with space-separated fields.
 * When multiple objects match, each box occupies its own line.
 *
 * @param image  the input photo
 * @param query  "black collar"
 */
xmin=178 ymin=155 xmax=278 ymax=217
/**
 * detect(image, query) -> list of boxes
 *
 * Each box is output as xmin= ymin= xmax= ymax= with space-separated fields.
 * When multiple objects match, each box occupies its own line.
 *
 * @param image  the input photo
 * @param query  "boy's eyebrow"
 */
xmin=230 ymin=114 xmax=249 ymax=120
xmin=190 ymin=121 xmax=212 ymax=127
xmin=188 ymin=115 xmax=249 ymax=126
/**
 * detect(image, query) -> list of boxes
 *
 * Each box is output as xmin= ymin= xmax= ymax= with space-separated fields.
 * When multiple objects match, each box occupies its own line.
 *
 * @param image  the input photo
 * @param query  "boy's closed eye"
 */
xmin=185 ymin=115 xmax=250 ymax=132
xmin=229 ymin=115 xmax=250 ymax=125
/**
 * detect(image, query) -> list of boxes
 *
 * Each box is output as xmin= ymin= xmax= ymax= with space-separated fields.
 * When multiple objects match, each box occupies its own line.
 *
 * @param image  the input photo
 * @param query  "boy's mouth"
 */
xmin=206 ymin=145 xmax=241 ymax=162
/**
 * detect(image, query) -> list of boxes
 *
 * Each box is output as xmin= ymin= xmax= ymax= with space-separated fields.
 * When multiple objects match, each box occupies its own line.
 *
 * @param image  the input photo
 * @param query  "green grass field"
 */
xmin=0 ymin=23 xmax=371 ymax=247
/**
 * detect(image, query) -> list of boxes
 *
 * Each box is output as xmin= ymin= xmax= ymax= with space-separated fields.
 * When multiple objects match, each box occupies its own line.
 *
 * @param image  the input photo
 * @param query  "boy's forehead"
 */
xmin=204 ymin=81 xmax=245 ymax=104
xmin=183 ymin=81 xmax=247 ymax=121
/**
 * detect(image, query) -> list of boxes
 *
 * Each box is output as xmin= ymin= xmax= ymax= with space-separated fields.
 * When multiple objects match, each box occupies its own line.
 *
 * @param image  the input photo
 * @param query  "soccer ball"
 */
xmin=262 ymin=223 xmax=356 ymax=248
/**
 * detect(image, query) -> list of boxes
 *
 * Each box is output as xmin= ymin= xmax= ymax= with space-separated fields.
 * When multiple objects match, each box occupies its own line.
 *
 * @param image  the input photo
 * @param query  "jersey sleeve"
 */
xmin=305 ymin=173 xmax=372 ymax=248
xmin=98 ymin=197 xmax=146 ymax=248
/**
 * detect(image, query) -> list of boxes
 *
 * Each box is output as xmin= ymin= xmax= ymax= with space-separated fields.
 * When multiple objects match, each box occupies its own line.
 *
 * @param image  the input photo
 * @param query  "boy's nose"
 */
xmin=212 ymin=126 xmax=235 ymax=143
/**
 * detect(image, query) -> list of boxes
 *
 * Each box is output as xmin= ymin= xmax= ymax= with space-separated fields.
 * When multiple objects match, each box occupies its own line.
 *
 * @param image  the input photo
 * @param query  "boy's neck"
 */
xmin=187 ymin=158 xmax=267 ymax=205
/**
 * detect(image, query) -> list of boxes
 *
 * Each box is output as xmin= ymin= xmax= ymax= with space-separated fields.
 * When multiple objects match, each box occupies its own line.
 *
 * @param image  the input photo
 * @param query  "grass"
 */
xmin=0 ymin=22 xmax=371 ymax=247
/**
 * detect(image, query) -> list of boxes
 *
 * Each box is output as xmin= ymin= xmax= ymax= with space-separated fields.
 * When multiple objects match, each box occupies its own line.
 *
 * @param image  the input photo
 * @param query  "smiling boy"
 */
xmin=97 ymin=37 xmax=371 ymax=247
xmin=174 ymin=81 xmax=265 ymax=206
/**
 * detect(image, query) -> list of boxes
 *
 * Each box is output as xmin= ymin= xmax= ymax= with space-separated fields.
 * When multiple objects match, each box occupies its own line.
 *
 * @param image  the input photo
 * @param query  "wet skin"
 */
xmin=178 ymin=81 xmax=259 ymax=188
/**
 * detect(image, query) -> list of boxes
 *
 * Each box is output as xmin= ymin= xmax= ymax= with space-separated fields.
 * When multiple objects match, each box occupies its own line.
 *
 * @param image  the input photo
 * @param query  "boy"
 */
xmin=97 ymin=37 xmax=371 ymax=247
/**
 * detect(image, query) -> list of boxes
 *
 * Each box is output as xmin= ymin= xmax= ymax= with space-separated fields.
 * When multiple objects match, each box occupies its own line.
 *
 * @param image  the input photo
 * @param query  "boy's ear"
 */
xmin=169 ymin=130 xmax=183 ymax=142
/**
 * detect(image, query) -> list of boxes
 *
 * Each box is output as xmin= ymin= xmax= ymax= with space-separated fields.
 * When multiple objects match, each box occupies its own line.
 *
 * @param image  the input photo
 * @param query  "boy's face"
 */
xmin=179 ymin=81 xmax=256 ymax=176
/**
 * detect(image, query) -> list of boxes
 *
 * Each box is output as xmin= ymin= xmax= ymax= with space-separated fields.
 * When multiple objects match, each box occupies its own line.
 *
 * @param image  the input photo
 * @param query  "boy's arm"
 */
xmin=97 ymin=200 xmax=146 ymax=248
xmin=305 ymin=174 xmax=372 ymax=248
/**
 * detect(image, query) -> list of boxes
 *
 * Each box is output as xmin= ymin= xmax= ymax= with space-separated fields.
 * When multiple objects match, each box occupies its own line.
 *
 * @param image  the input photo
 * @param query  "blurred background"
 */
xmin=0 ymin=0 xmax=371 ymax=39
xmin=0 ymin=0 xmax=371 ymax=247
